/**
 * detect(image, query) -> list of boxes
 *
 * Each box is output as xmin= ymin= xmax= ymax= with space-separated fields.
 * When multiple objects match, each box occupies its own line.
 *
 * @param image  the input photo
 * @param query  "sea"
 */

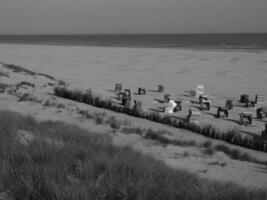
xmin=0 ymin=33 xmax=267 ymax=50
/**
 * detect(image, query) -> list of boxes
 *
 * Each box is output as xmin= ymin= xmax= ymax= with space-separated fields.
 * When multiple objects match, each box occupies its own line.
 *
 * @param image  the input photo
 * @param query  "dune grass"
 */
xmin=16 ymin=81 xmax=35 ymax=89
xmin=0 ymin=110 xmax=266 ymax=200
xmin=2 ymin=63 xmax=55 ymax=80
xmin=0 ymin=71 xmax=9 ymax=78
xmin=77 ymin=108 xmax=267 ymax=164
xmin=54 ymin=86 xmax=267 ymax=153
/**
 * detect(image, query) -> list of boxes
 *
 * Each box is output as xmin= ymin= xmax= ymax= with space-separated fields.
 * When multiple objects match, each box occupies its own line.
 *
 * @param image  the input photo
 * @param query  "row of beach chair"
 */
xmin=114 ymin=83 xmax=266 ymax=126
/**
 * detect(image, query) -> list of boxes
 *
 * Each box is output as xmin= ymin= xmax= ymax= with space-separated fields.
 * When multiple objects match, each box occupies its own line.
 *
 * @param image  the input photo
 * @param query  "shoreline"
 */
xmin=0 ymin=42 xmax=267 ymax=53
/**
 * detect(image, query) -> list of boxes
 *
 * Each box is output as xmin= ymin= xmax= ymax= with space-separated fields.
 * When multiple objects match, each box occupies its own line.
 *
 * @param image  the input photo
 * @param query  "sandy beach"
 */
xmin=0 ymin=44 xmax=267 ymax=98
xmin=1 ymin=43 xmax=267 ymax=189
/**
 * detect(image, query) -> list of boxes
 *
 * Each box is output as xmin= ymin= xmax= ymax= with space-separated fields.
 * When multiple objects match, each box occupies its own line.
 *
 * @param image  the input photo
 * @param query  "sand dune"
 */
xmin=1 ymin=44 xmax=267 ymax=189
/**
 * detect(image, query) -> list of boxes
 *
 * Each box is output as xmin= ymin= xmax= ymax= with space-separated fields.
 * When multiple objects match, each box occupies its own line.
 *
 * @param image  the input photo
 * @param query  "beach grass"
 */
xmin=54 ymin=86 xmax=267 ymax=153
xmin=0 ymin=110 xmax=266 ymax=200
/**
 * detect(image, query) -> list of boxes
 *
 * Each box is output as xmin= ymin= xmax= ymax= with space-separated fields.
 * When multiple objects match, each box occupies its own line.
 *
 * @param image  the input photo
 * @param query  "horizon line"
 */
xmin=0 ymin=32 xmax=267 ymax=36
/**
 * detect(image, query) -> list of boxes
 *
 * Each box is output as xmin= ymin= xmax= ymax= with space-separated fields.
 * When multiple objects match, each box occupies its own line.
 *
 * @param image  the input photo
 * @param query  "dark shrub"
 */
xmin=0 ymin=83 xmax=10 ymax=93
xmin=17 ymin=81 xmax=35 ymax=88
xmin=0 ymin=71 xmax=9 ymax=78
xmin=107 ymin=116 xmax=121 ymax=131
xmin=18 ymin=93 xmax=37 ymax=102
xmin=203 ymin=147 xmax=215 ymax=155
xmin=162 ymin=115 xmax=172 ymax=125
xmin=201 ymin=140 xmax=213 ymax=148
xmin=215 ymin=144 xmax=230 ymax=155
xmin=58 ymin=80 xmax=66 ymax=86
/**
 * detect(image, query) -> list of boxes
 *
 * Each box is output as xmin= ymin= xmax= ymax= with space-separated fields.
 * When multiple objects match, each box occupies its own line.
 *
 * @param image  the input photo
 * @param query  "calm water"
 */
xmin=0 ymin=34 xmax=267 ymax=50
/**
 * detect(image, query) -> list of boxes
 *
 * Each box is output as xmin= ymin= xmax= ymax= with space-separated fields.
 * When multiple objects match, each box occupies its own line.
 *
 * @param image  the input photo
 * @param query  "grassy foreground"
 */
xmin=0 ymin=110 xmax=266 ymax=200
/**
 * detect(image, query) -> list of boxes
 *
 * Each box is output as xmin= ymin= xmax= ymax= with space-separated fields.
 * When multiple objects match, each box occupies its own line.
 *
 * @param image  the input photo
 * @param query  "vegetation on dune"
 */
xmin=16 ymin=81 xmax=35 ymax=89
xmin=0 ymin=110 xmax=266 ymax=200
xmin=54 ymin=86 xmax=267 ymax=153
xmin=1 ymin=63 xmax=55 ymax=80
xmin=0 ymin=71 xmax=9 ymax=78
xmin=0 ymin=83 xmax=10 ymax=93
xmin=78 ymin=108 xmax=267 ymax=164
xmin=18 ymin=93 xmax=38 ymax=102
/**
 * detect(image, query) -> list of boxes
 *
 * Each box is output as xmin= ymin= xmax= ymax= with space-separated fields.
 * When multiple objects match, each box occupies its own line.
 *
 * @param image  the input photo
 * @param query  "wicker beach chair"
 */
xmin=134 ymin=100 xmax=143 ymax=115
xmin=239 ymin=112 xmax=253 ymax=125
xmin=240 ymin=94 xmax=249 ymax=103
xmin=164 ymin=100 xmax=177 ymax=114
xmin=187 ymin=109 xmax=200 ymax=123
xmin=256 ymin=107 xmax=267 ymax=119
xmin=240 ymin=94 xmax=255 ymax=107
xmin=138 ymin=87 xmax=146 ymax=95
xmin=121 ymin=89 xmax=131 ymax=107
xmin=199 ymin=95 xmax=211 ymax=111
xmin=164 ymin=94 xmax=171 ymax=103
xmin=190 ymin=84 xmax=205 ymax=98
xmin=226 ymin=99 xmax=234 ymax=110
xmin=216 ymin=107 xmax=229 ymax=118
xmin=255 ymin=95 xmax=264 ymax=106
xmin=173 ymin=100 xmax=182 ymax=112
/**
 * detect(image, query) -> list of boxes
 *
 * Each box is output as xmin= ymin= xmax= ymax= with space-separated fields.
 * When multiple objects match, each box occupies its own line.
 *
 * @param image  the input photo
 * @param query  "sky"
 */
xmin=0 ymin=0 xmax=267 ymax=34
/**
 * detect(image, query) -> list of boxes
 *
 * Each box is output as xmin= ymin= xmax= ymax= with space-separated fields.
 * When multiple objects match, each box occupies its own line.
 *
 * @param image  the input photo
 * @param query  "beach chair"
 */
xmin=115 ymin=83 xmax=122 ymax=93
xmin=246 ymin=100 xmax=255 ymax=108
xmin=256 ymin=107 xmax=267 ymax=119
xmin=173 ymin=100 xmax=182 ymax=112
xmin=164 ymin=100 xmax=177 ymax=114
xmin=164 ymin=94 xmax=171 ymax=103
xmin=138 ymin=87 xmax=146 ymax=95
xmin=133 ymin=100 xmax=143 ymax=116
xmin=158 ymin=85 xmax=165 ymax=93
xmin=240 ymin=94 xmax=249 ymax=103
xmin=216 ymin=107 xmax=229 ymax=118
xmin=199 ymin=95 xmax=211 ymax=111
xmin=226 ymin=99 xmax=234 ymax=110
xmin=124 ymin=89 xmax=131 ymax=97
xmin=187 ymin=109 xmax=201 ymax=123
xmin=121 ymin=89 xmax=131 ymax=107
xmin=240 ymin=94 xmax=255 ymax=107
xmin=190 ymin=84 xmax=205 ymax=98
xmin=196 ymin=85 xmax=205 ymax=97
xmin=255 ymin=95 xmax=264 ymax=106
xmin=239 ymin=112 xmax=253 ymax=125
